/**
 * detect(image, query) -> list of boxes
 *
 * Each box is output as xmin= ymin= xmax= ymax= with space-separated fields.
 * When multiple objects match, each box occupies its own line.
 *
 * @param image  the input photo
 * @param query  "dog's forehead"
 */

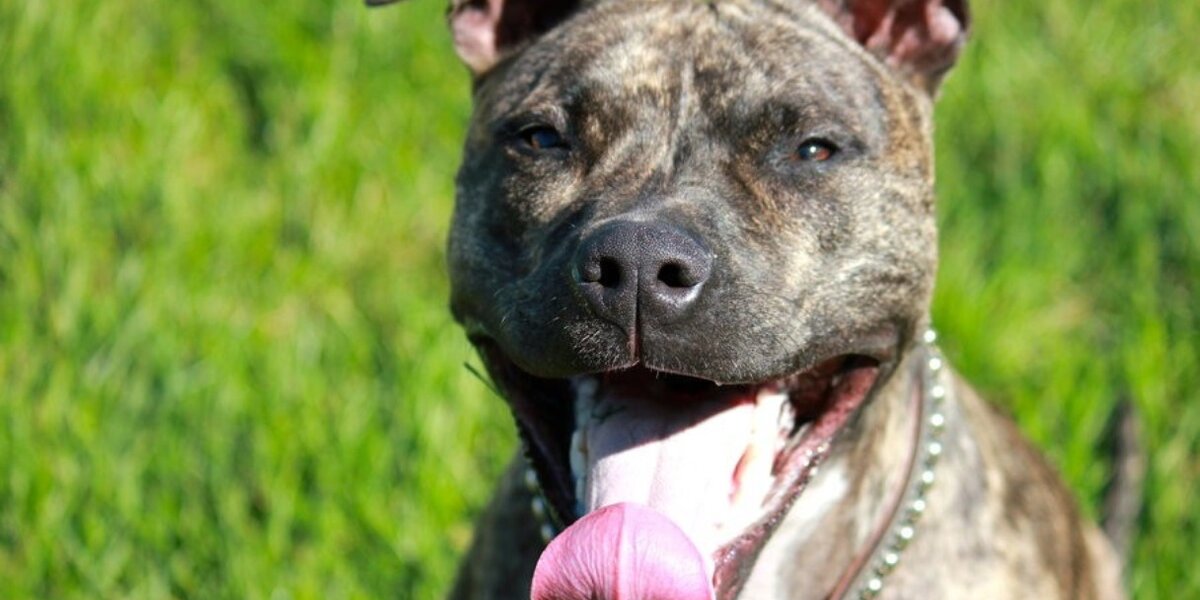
xmin=481 ymin=0 xmax=910 ymax=137
xmin=567 ymin=1 xmax=870 ymax=87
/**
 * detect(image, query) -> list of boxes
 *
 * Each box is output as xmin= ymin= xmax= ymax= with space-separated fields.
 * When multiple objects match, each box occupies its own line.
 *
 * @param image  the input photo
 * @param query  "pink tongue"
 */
xmin=531 ymin=503 xmax=714 ymax=600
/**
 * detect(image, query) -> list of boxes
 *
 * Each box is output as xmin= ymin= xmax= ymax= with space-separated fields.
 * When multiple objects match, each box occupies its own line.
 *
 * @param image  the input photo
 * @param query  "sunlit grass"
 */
xmin=0 ymin=0 xmax=1195 ymax=598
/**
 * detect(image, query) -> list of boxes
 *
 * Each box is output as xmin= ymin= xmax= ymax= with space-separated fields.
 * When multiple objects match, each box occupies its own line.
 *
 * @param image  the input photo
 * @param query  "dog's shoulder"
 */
xmin=944 ymin=379 xmax=1125 ymax=600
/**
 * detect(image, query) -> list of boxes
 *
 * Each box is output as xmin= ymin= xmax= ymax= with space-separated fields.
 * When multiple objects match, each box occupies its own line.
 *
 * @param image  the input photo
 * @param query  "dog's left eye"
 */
xmin=794 ymin=138 xmax=838 ymax=162
xmin=518 ymin=125 xmax=567 ymax=151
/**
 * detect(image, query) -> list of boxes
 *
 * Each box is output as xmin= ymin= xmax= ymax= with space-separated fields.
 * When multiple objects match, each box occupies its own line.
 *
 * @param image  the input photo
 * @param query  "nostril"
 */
xmin=657 ymin=262 xmax=691 ymax=288
xmin=597 ymin=257 xmax=622 ymax=288
xmin=573 ymin=221 xmax=711 ymax=326
xmin=579 ymin=256 xmax=623 ymax=287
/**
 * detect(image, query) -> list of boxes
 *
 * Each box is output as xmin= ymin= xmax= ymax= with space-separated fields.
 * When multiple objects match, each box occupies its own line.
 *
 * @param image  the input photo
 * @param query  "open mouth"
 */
xmin=475 ymin=341 xmax=888 ymax=598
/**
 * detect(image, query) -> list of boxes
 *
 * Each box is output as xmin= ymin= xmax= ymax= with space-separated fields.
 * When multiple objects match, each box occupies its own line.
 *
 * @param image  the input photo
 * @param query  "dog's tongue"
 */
xmin=581 ymin=382 xmax=770 ymax=554
xmin=531 ymin=503 xmax=713 ymax=600
xmin=532 ymin=381 xmax=779 ymax=599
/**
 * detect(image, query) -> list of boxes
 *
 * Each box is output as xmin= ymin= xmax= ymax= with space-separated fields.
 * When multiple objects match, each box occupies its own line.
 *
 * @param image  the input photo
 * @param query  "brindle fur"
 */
xmin=415 ymin=0 xmax=1126 ymax=597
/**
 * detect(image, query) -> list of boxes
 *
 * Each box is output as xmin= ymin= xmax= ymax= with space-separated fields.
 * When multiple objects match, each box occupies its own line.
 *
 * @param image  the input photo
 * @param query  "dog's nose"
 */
xmin=573 ymin=220 xmax=712 ymax=329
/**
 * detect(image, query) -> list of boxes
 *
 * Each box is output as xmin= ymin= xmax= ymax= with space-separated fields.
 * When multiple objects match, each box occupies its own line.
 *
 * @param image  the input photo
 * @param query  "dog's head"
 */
xmin=383 ymin=0 xmax=968 ymax=596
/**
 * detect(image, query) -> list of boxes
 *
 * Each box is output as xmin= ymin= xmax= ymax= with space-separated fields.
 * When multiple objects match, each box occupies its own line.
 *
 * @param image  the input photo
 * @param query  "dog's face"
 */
xmin=411 ymin=0 xmax=966 ymax=596
xmin=454 ymin=0 xmax=943 ymax=382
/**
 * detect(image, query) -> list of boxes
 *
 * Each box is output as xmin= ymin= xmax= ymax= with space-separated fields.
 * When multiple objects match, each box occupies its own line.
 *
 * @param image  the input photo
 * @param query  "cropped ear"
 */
xmin=816 ymin=0 xmax=969 ymax=94
xmin=367 ymin=0 xmax=582 ymax=75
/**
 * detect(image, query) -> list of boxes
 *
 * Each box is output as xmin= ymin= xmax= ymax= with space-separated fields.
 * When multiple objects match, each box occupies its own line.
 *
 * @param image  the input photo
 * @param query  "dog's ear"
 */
xmin=367 ymin=0 xmax=581 ymax=75
xmin=816 ymin=0 xmax=969 ymax=94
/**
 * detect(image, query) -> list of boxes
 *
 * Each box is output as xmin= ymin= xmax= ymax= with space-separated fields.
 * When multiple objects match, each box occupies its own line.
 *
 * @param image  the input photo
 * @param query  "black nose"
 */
xmin=573 ymin=220 xmax=712 ymax=330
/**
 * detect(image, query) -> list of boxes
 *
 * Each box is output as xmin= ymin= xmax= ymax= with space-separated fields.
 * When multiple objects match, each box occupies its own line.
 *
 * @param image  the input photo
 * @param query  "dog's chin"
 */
xmin=473 ymin=334 xmax=897 ymax=592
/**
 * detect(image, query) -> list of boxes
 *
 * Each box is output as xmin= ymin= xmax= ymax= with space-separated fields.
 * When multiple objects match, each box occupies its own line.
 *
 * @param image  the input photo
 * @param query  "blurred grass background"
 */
xmin=0 ymin=0 xmax=1194 ymax=598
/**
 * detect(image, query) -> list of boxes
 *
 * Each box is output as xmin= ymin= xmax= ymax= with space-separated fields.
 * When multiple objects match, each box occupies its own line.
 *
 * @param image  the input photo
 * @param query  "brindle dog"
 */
xmin=372 ymin=0 xmax=1127 ymax=598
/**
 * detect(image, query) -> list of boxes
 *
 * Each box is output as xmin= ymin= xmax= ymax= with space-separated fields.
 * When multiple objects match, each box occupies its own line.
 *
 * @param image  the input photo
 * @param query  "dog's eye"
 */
xmin=794 ymin=138 xmax=838 ymax=162
xmin=518 ymin=125 xmax=567 ymax=151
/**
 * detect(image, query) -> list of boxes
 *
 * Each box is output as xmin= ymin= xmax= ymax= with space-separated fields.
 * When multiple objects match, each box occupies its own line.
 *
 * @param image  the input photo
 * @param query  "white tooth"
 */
xmin=764 ymin=389 xmax=788 ymax=441
xmin=573 ymin=377 xmax=598 ymax=423
xmin=776 ymin=395 xmax=795 ymax=436
xmin=571 ymin=377 xmax=596 ymax=510
xmin=769 ymin=389 xmax=796 ymax=457
xmin=570 ymin=428 xmax=587 ymax=481
xmin=575 ymin=476 xmax=587 ymax=514
xmin=725 ymin=388 xmax=790 ymax=536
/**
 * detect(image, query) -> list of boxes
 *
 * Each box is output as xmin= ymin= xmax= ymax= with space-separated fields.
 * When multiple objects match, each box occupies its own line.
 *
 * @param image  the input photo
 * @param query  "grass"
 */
xmin=0 ymin=0 xmax=1194 ymax=598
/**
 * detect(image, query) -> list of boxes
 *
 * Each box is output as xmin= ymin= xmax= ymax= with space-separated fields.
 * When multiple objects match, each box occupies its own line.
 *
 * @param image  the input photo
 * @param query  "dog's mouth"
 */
xmin=475 ymin=341 xmax=889 ymax=599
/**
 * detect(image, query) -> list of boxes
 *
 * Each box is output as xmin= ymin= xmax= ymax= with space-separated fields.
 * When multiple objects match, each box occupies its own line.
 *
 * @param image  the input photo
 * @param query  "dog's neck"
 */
xmin=741 ymin=331 xmax=950 ymax=600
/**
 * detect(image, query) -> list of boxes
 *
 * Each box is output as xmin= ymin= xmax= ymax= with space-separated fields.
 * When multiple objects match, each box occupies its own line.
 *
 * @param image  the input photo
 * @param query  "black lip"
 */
xmin=475 ymin=340 xmax=577 ymax=524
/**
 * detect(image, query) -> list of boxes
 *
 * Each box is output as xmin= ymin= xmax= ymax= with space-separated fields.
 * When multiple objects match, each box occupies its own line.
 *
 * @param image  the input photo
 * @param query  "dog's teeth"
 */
xmin=569 ymin=380 xmax=591 ymax=482
xmin=778 ymin=400 xmax=795 ymax=434
xmin=570 ymin=424 xmax=590 ymax=509
xmin=574 ymin=479 xmax=587 ymax=514
xmin=572 ymin=377 xmax=598 ymax=421
xmin=761 ymin=388 xmax=795 ymax=435
xmin=724 ymin=388 xmax=791 ymax=533
xmin=570 ymin=376 xmax=597 ymax=509
xmin=570 ymin=428 xmax=587 ymax=479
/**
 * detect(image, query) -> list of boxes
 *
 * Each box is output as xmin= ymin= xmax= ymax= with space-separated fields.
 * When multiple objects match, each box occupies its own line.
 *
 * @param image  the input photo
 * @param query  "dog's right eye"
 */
xmin=518 ymin=125 xmax=567 ymax=151
xmin=793 ymin=138 xmax=839 ymax=163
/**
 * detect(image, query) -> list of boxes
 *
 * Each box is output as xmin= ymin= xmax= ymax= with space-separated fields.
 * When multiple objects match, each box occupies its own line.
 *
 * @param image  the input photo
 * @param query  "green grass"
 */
xmin=0 ymin=0 xmax=1194 ymax=598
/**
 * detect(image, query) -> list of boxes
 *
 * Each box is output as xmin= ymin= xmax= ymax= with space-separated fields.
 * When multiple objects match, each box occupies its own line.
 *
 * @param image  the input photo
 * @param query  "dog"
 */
xmin=371 ymin=0 xmax=1129 ymax=597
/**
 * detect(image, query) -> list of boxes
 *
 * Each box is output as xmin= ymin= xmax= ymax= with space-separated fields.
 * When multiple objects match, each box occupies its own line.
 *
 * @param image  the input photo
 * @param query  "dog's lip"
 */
xmin=637 ymin=341 xmax=895 ymax=386
xmin=465 ymin=319 xmax=901 ymax=384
